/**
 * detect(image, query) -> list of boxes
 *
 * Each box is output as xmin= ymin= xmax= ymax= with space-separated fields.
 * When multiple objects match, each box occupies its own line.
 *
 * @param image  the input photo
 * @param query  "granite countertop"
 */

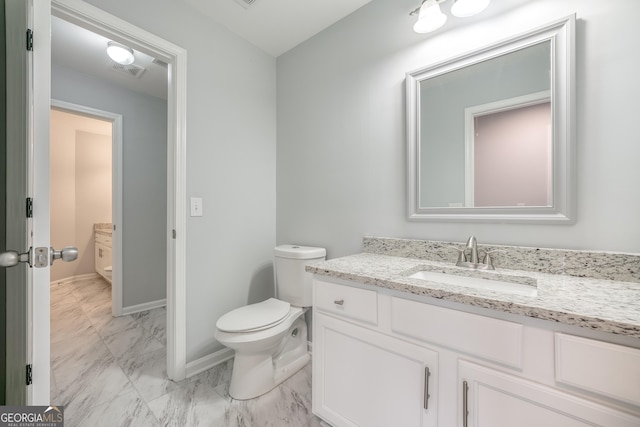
xmin=306 ymin=253 xmax=640 ymax=339
xmin=94 ymin=223 xmax=113 ymax=237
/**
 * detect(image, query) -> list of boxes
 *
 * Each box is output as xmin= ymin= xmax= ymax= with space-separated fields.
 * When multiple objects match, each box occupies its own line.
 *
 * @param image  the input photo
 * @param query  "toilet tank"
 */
xmin=274 ymin=245 xmax=326 ymax=307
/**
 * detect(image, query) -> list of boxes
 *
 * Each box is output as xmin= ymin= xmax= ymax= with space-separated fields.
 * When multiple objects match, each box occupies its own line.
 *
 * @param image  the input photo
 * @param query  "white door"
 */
xmin=2 ymin=0 xmax=59 ymax=405
xmin=3 ymin=0 xmax=31 ymax=404
xmin=313 ymin=313 xmax=438 ymax=427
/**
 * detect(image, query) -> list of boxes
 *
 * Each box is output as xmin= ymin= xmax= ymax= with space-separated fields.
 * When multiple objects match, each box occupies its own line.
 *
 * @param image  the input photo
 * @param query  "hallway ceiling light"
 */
xmin=106 ymin=41 xmax=135 ymax=65
xmin=410 ymin=0 xmax=490 ymax=34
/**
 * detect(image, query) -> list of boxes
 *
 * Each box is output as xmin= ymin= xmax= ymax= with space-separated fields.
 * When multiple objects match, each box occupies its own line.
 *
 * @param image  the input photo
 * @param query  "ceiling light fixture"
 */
xmin=410 ymin=0 xmax=491 ymax=34
xmin=106 ymin=41 xmax=135 ymax=65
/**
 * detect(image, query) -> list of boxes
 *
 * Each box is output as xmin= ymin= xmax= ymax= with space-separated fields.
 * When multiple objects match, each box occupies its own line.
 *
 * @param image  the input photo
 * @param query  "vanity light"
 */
xmin=106 ymin=41 xmax=135 ymax=65
xmin=410 ymin=0 xmax=491 ymax=34
xmin=450 ymin=0 xmax=490 ymax=17
xmin=412 ymin=0 xmax=447 ymax=33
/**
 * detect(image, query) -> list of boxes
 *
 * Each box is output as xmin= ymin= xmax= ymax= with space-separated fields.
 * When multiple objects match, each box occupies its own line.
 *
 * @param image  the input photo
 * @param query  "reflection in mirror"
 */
xmin=419 ymin=42 xmax=551 ymax=208
xmin=468 ymin=93 xmax=551 ymax=208
xmin=407 ymin=15 xmax=575 ymax=223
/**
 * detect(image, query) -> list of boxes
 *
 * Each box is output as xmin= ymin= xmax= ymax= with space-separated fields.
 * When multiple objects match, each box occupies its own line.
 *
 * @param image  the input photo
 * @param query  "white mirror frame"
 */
xmin=406 ymin=15 xmax=576 ymax=223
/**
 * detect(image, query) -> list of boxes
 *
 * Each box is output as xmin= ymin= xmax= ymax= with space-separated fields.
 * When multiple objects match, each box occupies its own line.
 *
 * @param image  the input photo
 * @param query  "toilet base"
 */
xmin=228 ymin=351 xmax=309 ymax=400
xmin=228 ymin=316 xmax=310 ymax=400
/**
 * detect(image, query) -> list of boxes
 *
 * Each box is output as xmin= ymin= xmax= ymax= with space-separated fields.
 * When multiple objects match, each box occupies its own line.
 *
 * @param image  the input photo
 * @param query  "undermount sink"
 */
xmin=406 ymin=266 xmax=538 ymax=297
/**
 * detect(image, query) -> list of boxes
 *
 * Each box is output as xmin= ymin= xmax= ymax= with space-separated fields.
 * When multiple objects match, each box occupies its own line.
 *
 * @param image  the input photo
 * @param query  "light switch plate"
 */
xmin=190 ymin=197 xmax=203 ymax=217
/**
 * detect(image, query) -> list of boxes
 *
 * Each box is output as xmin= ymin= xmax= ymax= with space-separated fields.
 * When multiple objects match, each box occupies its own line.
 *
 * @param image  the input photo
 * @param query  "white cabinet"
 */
xmin=313 ymin=313 xmax=437 ymax=427
xmin=459 ymin=360 xmax=640 ymax=427
xmin=312 ymin=278 xmax=640 ymax=427
xmin=313 ymin=280 xmax=437 ymax=426
xmin=554 ymin=333 xmax=640 ymax=407
xmin=94 ymin=232 xmax=112 ymax=283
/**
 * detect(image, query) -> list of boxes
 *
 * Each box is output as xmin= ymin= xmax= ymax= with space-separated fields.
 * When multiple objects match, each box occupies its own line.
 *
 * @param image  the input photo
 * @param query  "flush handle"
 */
xmin=334 ymin=299 xmax=344 ymax=306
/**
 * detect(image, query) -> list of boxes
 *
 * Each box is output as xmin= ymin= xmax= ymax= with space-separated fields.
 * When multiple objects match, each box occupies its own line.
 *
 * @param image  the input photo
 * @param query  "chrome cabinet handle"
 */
xmin=462 ymin=380 xmax=469 ymax=427
xmin=424 ymin=366 xmax=431 ymax=410
xmin=334 ymin=299 xmax=344 ymax=306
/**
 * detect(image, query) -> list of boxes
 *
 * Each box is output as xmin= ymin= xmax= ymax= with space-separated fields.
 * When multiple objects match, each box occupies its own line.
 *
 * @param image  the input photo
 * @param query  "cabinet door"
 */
xmin=459 ymin=360 xmax=640 ymax=427
xmin=313 ymin=312 xmax=438 ymax=427
xmin=102 ymin=247 xmax=112 ymax=282
xmin=102 ymin=246 xmax=112 ymax=269
xmin=95 ymin=243 xmax=102 ymax=274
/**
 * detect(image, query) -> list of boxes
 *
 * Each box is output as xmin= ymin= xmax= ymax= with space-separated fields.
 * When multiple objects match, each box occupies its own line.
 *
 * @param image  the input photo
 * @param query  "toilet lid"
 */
xmin=216 ymin=298 xmax=291 ymax=333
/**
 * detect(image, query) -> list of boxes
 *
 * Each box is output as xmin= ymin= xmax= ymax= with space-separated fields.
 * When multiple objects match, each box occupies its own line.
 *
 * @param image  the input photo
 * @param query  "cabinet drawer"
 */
xmin=391 ymin=297 xmax=523 ymax=369
xmin=555 ymin=333 xmax=640 ymax=406
xmin=314 ymin=280 xmax=378 ymax=325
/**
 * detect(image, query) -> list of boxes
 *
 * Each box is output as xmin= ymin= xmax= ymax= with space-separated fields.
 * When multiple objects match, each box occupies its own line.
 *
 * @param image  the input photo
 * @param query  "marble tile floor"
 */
xmin=51 ymin=276 xmax=325 ymax=426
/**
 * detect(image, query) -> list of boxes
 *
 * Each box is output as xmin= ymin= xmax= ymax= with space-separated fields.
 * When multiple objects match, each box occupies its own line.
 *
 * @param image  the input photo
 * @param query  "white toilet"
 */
xmin=215 ymin=244 xmax=326 ymax=400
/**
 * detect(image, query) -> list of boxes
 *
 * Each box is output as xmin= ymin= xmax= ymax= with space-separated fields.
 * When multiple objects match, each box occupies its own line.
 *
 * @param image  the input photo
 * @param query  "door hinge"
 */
xmin=26 ymin=197 xmax=33 ymax=218
xmin=172 ymin=229 xmax=176 ymax=239
xmin=26 ymin=364 xmax=32 ymax=386
xmin=26 ymin=29 xmax=33 ymax=51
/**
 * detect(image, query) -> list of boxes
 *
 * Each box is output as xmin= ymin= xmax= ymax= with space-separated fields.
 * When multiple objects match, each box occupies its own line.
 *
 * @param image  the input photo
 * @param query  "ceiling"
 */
xmin=180 ymin=0 xmax=372 ymax=57
xmin=51 ymin=0 xmax=373 ymax=100
xmin=51 ymin=1 xmax=533 ymax=101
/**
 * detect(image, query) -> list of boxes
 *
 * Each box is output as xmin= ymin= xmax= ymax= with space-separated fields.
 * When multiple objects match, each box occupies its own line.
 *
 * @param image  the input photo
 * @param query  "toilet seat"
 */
xmin=216 ymin=298 xmax=291 ymax=333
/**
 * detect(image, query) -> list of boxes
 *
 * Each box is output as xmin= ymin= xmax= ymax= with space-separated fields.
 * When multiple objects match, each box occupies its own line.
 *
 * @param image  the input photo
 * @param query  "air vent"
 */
xmin=233 ymin=0 xmax=258 ymax=9
xmin=111 ymin=62 xmax=146 ymax=78
xmin=152 ymin=58 xmax=168 ymax=68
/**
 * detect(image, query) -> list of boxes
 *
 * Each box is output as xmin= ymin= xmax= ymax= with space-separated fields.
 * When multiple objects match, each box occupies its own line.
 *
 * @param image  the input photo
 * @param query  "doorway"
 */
xmin=49 ymin=104 xmax=124 ymax=317
xmin=49 ymin=0 xmax=188 ymax=385
xmin=51 ymin=9 xmax=169 ymax=345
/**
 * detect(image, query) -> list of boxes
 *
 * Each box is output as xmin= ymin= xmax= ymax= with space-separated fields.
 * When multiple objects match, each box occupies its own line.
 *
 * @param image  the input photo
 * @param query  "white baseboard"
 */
xmin=185 ymin=348 xmax=234 ymax=379
xmin=122 ymin=298 xmax=167 ymax=315
xmin=50 ymin=272 xmax=99 ymax=286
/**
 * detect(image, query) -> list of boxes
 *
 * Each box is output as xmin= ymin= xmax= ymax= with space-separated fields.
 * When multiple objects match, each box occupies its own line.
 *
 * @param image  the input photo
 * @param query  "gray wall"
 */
xmin=277 ymin=0 xmax=640 ymax=257
xmin=52 ymin=63 xmax=167 ymax=307
xmin=83 ymin=0 xmax=277 ymax=361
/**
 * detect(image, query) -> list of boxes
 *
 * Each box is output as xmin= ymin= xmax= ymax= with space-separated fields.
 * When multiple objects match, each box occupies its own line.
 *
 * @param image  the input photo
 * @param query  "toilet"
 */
xmin=215 ymin=244 xmax=326 ymax=400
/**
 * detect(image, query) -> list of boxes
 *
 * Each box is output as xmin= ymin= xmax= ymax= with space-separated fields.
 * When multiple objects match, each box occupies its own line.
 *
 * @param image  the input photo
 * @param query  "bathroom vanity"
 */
xmin=309 ymin=237 xmax=640 ymax=427
xmin=94 ymin=223 xmax=113 ymax=283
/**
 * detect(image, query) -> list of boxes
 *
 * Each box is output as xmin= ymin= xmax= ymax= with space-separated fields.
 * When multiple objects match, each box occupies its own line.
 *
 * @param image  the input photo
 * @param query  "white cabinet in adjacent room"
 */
xmin=94 ymin=231 xmax=112 ymax=283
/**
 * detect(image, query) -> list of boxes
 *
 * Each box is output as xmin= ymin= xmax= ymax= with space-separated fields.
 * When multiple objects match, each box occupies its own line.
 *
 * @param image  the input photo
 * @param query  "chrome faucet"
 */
xmin=466 ymin=236 xmax=479 ymax=264
xmin=455 ymin=235 xmax=495 ymax=270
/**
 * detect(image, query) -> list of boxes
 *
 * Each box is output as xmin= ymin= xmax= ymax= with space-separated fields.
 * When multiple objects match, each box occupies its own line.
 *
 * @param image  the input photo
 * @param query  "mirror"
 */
xmin=406 ymin=15 xmax=575 ymax=223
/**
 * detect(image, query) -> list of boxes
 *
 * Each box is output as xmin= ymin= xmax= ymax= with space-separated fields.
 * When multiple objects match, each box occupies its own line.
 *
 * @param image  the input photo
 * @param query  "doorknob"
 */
xmin=0 ymin=247 xmax=47 ymax=267
xmin=50 ymin=246 xmax=78 ymax=265
xmin=0 ymin=249 xmax=31 ymax=267
xmin=1 ymin=246 xmax=78 ymax=268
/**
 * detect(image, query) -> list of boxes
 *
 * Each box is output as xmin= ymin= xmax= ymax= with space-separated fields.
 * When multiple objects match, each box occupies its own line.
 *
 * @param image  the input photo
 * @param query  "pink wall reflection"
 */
xmin=474 ymin=102 xmax=551 ymax=207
